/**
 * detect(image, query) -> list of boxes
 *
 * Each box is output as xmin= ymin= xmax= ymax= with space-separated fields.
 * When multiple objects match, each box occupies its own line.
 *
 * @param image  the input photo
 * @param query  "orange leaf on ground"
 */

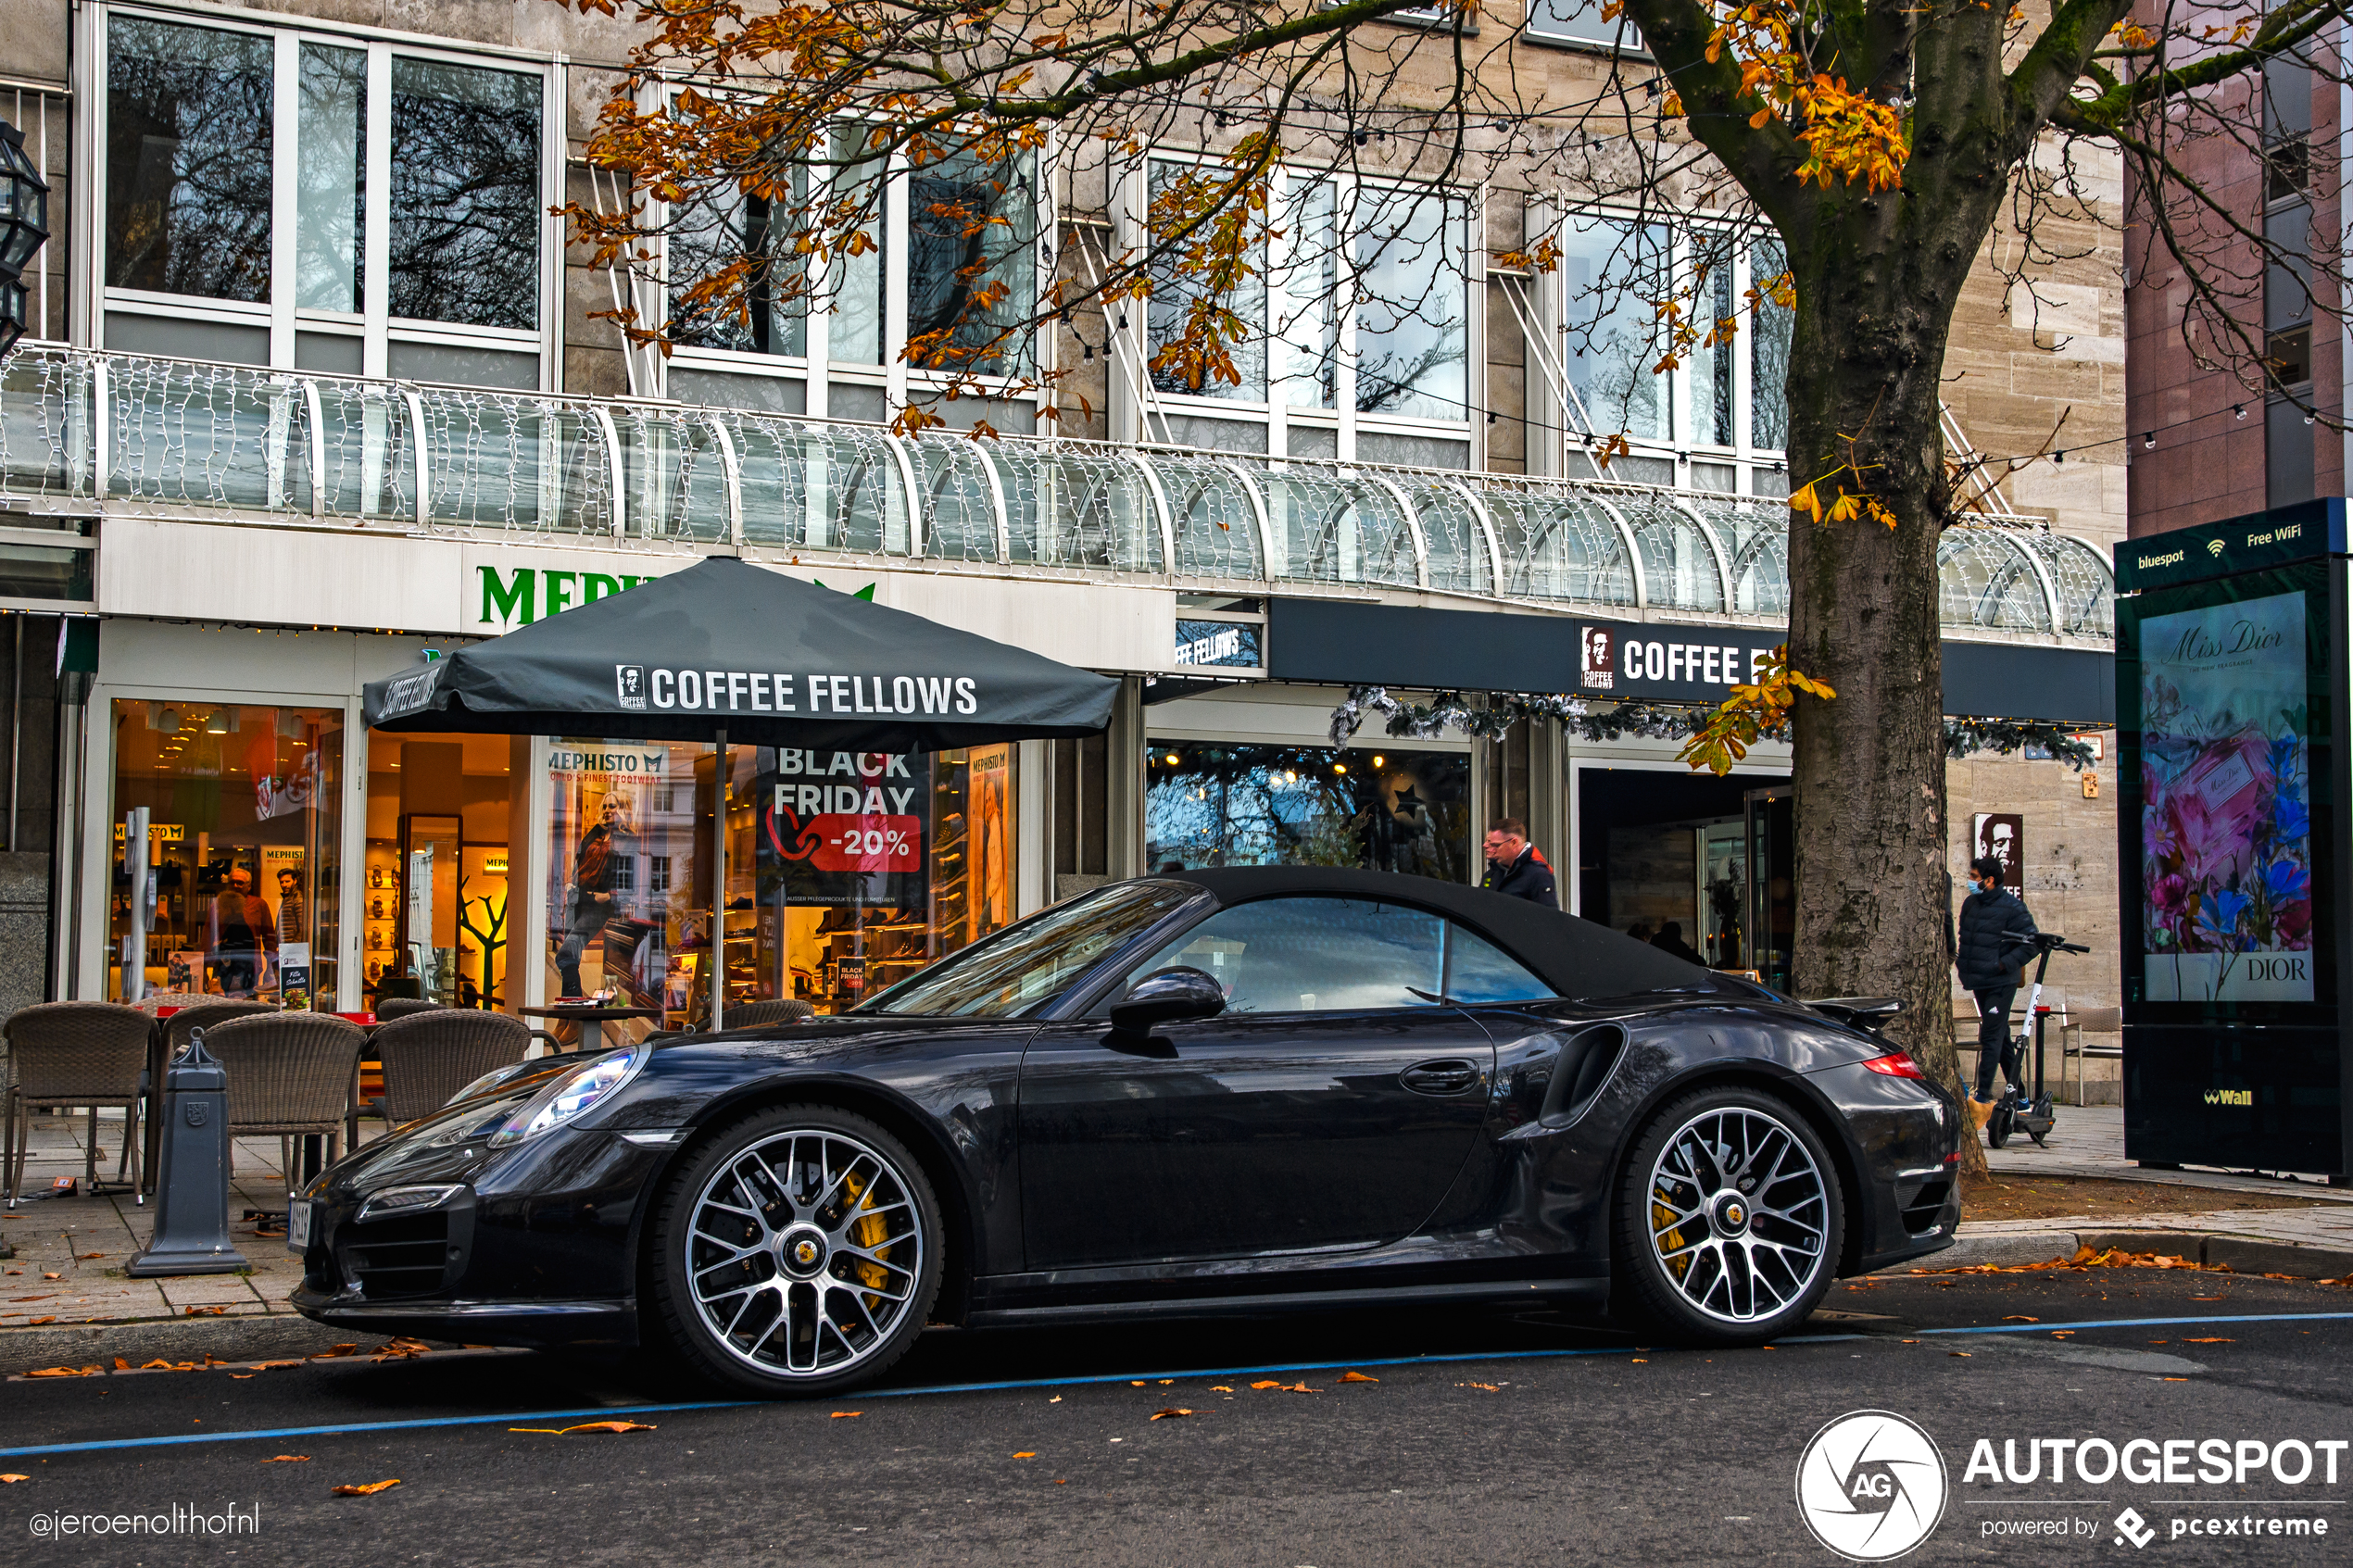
xmin=560 ymin=1422 xmax=656 ymax=1435
xmin=1150 ymin=1408 xmax=1192 ymax=1420
xmin=0 ymin=1474 xmax=28 ymax=1483
xmin=2002 ymin=1315 xmax=2039 ymax=1323
xmin=184 ymin=1306 xmax=226 ymax=1316
xmin=26 ymin=1365 xmax=96 ymax=1377
xmin=42 ymin=1273 xmax=58 ymax=1279
xmin=79 ymin=1253 xmax=104 ymax=1260
xmin=263 ymin=1456 xmax=310 ymax=1463
xmin=1460 ymin=1382 xmax=1501 ymax=1391
xmin=26 ymin=1316 xmax=54 ymax=1324
xmin=330 ymin=1479 xmax=402 ymax=1496
xmin=311 ymin=1344 xmax=359 ymax=1359
xmin=2182 ymin=1337 xmax=2235 ymax=1344
xmin=1949 ymin=1352 xmax=1972 ymax=1359
xmin=1338 ymin=1371 xmax=1378 ymax=1383
xmin=1208 ymin=1386 xmax=1233 ymax=1392
xmin=830 ymin=1411 xmax=861 ymax=1420
xmin=112 ymin=1358 xmax=129 ymax=1370
xmin=1013 ymin=1452 xmax=1037 ymax=1459
xmin=1249 ymin=1380 xmax=1281 ymax=1389
xmin=231 ymin=1374 xmax=254 ymax=1380
xmin=1129 ymin=1380 xmax=1146 ymax=1386
xmin=1631 ymin=1358 xmax=1649 ymax=1364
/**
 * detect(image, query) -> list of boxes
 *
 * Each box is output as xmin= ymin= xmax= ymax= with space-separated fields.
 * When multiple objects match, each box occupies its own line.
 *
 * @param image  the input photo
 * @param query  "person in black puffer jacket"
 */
xmin=1955 ymin=854 xmax=2038 ymax=1117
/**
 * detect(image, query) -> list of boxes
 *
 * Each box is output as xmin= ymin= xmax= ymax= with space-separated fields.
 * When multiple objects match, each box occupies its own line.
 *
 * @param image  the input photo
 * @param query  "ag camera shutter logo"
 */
xmin=1795 ymin=1411 xmax=1948 ymax=1561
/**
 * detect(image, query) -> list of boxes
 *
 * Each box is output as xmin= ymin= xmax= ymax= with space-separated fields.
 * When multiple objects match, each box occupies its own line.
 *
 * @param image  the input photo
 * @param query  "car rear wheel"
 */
xmin=1614 ymin=1085 xmax=1844 ymax=1345
xmin=650 ymin=1104 xmax=944 ymax=1397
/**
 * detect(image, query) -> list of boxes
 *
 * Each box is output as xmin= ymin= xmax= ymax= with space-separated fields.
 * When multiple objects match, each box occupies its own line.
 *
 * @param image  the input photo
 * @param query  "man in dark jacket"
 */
xmin=1651 ymin=920 xmax=1707 ymax=965
xmin=1956 ymin=853 xmax=2038 ymax=1120
xmin=1480 ymin=818 xmax=1559 ymax=909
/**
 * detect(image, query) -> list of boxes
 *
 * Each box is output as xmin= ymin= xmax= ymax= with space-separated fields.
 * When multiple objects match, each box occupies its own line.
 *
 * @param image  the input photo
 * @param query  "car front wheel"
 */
xmin=1614 ymin=1085 xmax=1844 ymax=1344
xmin=649 ymin=1104 xmax=944 ymax=1397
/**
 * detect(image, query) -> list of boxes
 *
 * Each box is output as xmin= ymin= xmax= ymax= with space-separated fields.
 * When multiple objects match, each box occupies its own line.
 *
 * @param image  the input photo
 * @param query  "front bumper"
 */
xmin=288 ymin=1125 xmax=672 ymax=1349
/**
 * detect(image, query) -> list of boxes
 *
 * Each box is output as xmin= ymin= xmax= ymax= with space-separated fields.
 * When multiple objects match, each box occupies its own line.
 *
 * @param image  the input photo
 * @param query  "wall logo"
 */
xmin=2206 ymin=539 xmax=2226 ymax=558
xmin=1795 ymin=1411 xmax=1948 ymax=1562
xmin=1579 ymin=626 xmax=1617 ymax=690
xmin=615 ymin=665 xmax=647 ymax=711
xmin=2114 ymin=1507 xmax=2157 ymax=1549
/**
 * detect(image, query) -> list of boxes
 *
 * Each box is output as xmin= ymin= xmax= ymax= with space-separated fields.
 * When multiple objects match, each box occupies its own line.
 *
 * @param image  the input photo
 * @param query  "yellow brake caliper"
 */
xmin=1655 ymin=1185 xmax=1692 ymax=1282
xmin=839 ymin=1169 xmax=894 ymax=1305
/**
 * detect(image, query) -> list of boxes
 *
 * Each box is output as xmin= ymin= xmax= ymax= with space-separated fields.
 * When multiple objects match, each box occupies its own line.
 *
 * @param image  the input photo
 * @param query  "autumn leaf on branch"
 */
xmin=1678 ymin=645 xmax=1836 ymax=776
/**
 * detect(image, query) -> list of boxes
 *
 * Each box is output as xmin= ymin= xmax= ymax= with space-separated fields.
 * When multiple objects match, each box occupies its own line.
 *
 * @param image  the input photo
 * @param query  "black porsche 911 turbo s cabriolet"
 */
xmin=289 ymin=866 xmax=1961 ymax=1396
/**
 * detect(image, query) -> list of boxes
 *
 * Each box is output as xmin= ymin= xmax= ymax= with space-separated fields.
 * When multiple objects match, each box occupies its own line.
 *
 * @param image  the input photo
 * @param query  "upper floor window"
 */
xmin=1140 ymin=160 xmax=1476 ymax=438
xmin=1556 ymin=211 xmax=1790 ymax=475
xmin=1526 ymin=0 xmax=1643 ymax=49
xmin=665 ymin=137 xmax=1038 ymax=390
xmin=98 ymin=9 xmax=555 ymax=386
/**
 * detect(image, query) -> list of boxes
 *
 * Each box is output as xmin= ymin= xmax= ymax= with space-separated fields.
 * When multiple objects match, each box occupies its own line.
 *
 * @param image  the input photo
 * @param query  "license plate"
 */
xmin=286 ymin=1200 xmax=313 ymax=1253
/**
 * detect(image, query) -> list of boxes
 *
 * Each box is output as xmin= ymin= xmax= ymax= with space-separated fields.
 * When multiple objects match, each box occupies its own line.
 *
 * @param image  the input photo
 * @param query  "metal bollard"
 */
xmin=125 ymin=1031 xmax=251 ymax=1277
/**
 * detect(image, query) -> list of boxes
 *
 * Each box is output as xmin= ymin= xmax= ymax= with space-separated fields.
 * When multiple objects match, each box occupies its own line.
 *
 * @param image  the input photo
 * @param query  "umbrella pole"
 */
xmin=712 ymin=725 xmax=726 ymax=1033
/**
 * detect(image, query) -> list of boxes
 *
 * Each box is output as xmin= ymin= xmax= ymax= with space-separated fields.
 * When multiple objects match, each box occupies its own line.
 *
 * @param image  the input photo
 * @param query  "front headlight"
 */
xmin=486 ymin=1047 xmax=645 ymax=1147
xmin=448 ymin=1060 xmax=544 ymax=1107
xmin=357 ymin=1184 xmax=464 ymax=1223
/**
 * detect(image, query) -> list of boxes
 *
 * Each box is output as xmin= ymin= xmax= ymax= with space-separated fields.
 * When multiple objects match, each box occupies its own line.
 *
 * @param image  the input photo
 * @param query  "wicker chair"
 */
xmin=200 ymin=1013 xmax=367 ymax=1198
xmin=4 ymin=1001 xmax=154 ymax=1207
xmin=375 ymin=1010 xmax=532 ymax=1125
xmin=375 ymin=997 xmax=450 ymax=1022
xmin=147 ymin=1000 xmax=280 ymax=1188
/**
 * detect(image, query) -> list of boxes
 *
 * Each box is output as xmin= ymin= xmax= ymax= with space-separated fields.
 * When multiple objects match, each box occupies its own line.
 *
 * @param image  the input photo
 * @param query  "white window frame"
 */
xmin=81 ymin=2 xmax=566 ymax=390
xmin=1117 ymin=152 xmax=1484 ymax=465
xmin=1550 ymin=207 xmax=1786 ymax=493
xmin=658 ymin=115 xmax=1058 ymax=425
xmin=1522 ymin=0 xmax=1649 ymax=55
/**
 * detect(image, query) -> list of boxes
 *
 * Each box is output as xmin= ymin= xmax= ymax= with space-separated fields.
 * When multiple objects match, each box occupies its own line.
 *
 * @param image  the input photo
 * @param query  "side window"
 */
xmin=1121 ymin=897 xmax=1443 ymax=1013
xmin=1445 ymin=924 xmax=1555 ymax=1004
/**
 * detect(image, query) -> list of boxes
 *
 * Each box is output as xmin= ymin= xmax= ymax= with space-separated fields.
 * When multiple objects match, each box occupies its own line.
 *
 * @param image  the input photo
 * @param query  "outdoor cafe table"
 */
xmin=520 ymin=1004 xmax=664 ymax=1055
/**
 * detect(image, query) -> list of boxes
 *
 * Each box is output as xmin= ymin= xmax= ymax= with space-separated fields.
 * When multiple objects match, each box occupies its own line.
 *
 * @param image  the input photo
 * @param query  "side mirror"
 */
xmin=1110 ymin=967 xmax=1226 ymax=1033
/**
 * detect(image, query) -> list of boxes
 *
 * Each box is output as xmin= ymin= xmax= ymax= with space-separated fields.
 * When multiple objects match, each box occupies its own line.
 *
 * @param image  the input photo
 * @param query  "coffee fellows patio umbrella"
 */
xmin=360 ymin=556 xmax=1120 ymax=1024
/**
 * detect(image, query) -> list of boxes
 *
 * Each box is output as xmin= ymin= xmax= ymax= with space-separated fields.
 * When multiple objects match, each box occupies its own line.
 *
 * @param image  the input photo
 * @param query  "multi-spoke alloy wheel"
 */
xmin=653 ymin=1106 xmax=942 ymax=1396
xmin=1616 ymin=1086 xmax=1844 ymax=1344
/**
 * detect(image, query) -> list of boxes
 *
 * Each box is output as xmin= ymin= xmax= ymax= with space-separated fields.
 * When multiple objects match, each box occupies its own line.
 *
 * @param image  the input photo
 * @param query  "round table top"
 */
xmin=520 ymin=1003 xmax=668 ymax=1022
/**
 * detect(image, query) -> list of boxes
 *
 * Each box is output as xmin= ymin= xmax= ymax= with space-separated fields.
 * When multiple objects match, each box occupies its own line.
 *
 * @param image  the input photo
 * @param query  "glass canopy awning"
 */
xmin=0 ymin=348 xmax=2113 ymax=640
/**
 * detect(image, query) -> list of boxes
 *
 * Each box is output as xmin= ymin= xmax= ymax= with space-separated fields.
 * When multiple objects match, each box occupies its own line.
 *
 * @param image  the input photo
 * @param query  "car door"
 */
xmin=1016 ymin=895 xmax=1498 ymax=1270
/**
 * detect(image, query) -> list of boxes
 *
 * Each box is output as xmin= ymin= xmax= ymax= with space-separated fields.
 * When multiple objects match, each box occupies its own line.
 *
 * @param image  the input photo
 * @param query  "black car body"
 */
xmin=292 ymin=868 xmax=1960 ymax=1391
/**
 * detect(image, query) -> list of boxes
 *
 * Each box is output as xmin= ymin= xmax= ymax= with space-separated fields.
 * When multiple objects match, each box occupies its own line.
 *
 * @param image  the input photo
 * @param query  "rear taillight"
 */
xmin=1860 ymin=1052 xmax=1926 ymax=1079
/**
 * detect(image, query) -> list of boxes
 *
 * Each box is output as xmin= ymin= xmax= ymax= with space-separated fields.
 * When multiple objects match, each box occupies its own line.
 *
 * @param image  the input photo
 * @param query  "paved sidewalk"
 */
xmin=2 ymin=1110 xmax=385 ymax=1374
xmin=1925 ymin=1103 xmax=2353 ymax=1276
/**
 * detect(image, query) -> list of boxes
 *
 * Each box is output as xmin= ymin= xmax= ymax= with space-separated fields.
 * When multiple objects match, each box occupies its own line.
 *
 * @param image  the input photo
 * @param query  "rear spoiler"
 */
xmin=1806 ymin=997 xmax=1906 ymax=1030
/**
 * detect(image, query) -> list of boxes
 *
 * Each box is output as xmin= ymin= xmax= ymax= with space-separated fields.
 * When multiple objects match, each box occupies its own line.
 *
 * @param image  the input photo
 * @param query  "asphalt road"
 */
xmin=4 ymin=1270 xmax=2350 ymax=1566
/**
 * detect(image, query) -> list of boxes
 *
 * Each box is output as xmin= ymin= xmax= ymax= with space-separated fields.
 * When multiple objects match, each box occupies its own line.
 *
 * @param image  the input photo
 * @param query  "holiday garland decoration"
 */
xmin=1330 ymin=686 xmax=2099 ymax=769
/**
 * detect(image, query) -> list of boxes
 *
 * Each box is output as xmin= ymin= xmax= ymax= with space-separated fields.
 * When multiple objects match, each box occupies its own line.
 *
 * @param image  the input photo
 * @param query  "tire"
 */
xmin=1987 ymin=1098 xmax=2013 ymax=1148
xmin=648 ymin=1103 xmax=945 ymax=1398
xmin=1613 ymin=1085 xmax=1845 ymax=1346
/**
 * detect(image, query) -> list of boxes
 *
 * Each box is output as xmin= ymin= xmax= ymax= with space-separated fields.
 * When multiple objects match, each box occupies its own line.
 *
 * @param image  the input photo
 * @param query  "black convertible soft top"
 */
xmin=1158 ymin=866 xmax=1766 ymax=1004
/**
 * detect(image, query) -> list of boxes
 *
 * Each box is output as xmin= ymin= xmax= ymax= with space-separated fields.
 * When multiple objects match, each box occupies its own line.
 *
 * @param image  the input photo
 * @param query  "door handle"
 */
xmin=1400 ymin=1059 xmax=1480 ymax=1096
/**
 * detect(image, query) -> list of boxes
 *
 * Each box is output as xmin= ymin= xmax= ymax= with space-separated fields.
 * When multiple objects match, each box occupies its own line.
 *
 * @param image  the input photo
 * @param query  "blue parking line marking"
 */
xmin=6 ymin=1311 xmax=2345 ymax=1461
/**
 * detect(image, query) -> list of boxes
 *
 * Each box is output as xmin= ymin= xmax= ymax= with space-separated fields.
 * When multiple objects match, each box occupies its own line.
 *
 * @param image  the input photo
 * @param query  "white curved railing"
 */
xmin=0 ymin=347 xmax=2113 ymax=639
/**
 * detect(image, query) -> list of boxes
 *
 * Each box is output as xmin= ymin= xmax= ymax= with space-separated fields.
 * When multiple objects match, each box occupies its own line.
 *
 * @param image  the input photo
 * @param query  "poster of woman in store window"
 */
xmin=969 ymin=746 xmax=1012 ymax=940
xmin=547 ymin=753 xmax=656 ymax=999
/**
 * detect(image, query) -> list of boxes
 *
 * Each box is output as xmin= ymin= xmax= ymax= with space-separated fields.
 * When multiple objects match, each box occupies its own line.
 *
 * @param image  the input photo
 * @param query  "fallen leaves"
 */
xmin=1916 ymin=1246 xmax=2244 ymax=1277
xmin=508 ymin=1422 xmax=657 ymax=1436
xmin=25 ymin=1316 xmax=54 ymax=1325
xmin=263 ymin=1456 xmax=310 ymax=1463
xmin=311 ymin=1344 xmax=360 ymax=1360
xmin=25 ymin=1365 xmax=98 ymax=1377
xmin=78 ymin=1252 xmax=104 ymax=1261
xmin=830 ymin=1411 xmax=861 ymax=1420
xmin=1149 ymin=1408 xmax=1192 ymax=1420
xmin=330 ymin=1479 xmax=402 ymax=1497
xmin=1460 ymin=1382 xmax=1503 ymax=1392
xmin=183 ymin=1305 xmax=227 ymax=1316
xmin=1949 ymin=1351 xmax=1972 ymax=1359
xmin=0 ymin=1474 xmax=27 ymax=1484
xmin=371 ymin=1338 xmax=432 ymax=1361
xmin=1338 ymin=1371 xmax=1378 ymax=1384
xmin=1207 ymin=1386 xmax=1233 ymax=1393
xmin=1249 ymin=1380 xmax=1281 ymax=1390
xmin=2002 ymin=1315 xmax=2040 ymax=1323
xmin=1630 ymin=1358 xmax=1649 ymax=1364
xmin=41 ymin=1272 xmax=58 ymax=1280
xmin=2182 ymin=1337 xmax=2235 ymax=1344
xmin=1013 ymin=1452 xmax=1036 ymax=1459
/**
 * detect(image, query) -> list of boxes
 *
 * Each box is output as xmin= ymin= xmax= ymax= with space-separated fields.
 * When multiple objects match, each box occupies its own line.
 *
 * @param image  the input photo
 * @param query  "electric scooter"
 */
xmin=1986 ymin=931 xmax=2089 ymax=1148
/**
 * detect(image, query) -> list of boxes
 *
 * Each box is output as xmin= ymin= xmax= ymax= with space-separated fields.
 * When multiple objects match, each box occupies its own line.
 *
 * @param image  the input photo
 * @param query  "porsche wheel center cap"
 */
xmin=1712 ymin=1195 xmax=1750 ymax=1234
xmin=778 ymin=1226 xmax=830 ymax=1279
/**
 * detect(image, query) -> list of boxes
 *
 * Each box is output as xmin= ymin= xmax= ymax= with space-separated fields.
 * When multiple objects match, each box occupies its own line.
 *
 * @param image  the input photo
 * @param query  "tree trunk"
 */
xmin=1782 ymin=182 xmax=2002 ymax=1178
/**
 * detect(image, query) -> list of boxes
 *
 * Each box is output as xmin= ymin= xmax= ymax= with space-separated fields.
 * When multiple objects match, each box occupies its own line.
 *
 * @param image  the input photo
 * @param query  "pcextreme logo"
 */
xmin=1795 ymin=1411 xmax=1949 ymax=1561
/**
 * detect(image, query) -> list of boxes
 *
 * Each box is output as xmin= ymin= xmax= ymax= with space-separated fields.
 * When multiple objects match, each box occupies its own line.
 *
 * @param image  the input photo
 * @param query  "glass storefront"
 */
xmin=364 ymin=731 xmax=516 ymax=1008
xmin=545 ymin=739 xmax=1018 ymax=1027
xmin=1145 ymin=741 xmax=1470 ymax=881
xmin=107 ymin=700 xmax=343 ymax=1006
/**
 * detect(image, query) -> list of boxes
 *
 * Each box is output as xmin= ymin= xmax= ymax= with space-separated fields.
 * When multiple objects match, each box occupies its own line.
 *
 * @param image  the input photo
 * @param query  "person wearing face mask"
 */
xmin=1955 ymin=853 xmax=2038 ymax=1132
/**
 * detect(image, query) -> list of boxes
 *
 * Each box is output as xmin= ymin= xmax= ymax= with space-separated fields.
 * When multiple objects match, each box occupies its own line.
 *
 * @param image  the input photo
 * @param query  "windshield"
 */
xmin=855 ymin=880 xmax=1203 ymax=1018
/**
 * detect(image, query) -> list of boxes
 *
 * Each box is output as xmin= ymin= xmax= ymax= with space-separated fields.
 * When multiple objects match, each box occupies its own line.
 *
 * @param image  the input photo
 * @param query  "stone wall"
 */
xmin=1947 ymin=731 xmax=2121 ymax=1103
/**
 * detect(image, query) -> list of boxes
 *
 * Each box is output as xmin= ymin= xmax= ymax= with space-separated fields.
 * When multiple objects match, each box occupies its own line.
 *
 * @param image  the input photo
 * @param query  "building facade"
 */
xmin=0 ymin=0 xmax=2126 ymax=1091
